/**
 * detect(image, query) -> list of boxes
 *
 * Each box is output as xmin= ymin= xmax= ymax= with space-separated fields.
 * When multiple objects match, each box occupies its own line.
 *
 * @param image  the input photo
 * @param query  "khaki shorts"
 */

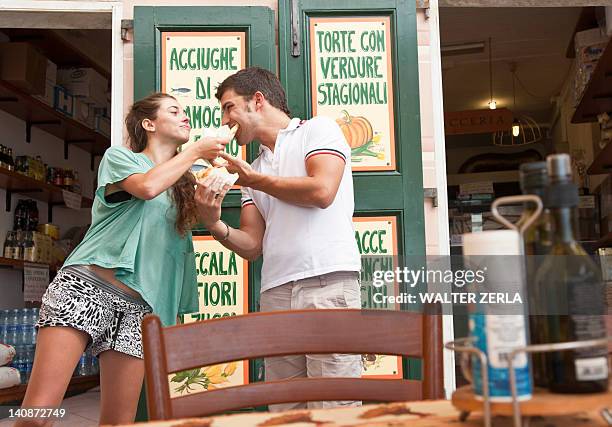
xmin=260 ymin=271 xmax=362 ymax=411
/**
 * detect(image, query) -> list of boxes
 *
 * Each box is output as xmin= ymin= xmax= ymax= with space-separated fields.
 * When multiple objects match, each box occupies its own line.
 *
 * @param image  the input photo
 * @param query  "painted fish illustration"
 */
xmin=171 ymin=87 xmax=192 ymax=95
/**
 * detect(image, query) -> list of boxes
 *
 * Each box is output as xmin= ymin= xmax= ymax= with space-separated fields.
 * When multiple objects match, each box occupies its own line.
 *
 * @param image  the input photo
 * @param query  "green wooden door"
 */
xmin=278 ymin=0 xmax=425 ymax=379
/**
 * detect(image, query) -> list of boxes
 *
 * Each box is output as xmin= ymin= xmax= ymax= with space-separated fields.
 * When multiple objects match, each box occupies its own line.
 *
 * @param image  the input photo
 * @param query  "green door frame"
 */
xmin=278 ymin=0 xmax=427 ymax=381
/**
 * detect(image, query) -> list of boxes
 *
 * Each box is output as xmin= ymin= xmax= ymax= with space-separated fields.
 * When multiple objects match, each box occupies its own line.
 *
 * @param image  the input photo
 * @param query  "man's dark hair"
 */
xmin=215 ymin=67 xmax=290 ymax=116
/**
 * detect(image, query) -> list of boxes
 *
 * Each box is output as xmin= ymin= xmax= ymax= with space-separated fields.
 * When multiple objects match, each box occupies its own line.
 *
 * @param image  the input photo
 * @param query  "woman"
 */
xmin=17 ymin=93 xmax=231 ymax=426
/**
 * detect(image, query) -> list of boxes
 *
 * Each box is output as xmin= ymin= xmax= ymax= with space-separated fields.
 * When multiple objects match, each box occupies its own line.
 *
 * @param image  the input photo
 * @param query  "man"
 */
xmin=195 ymin=67 xmax=362 ymax=411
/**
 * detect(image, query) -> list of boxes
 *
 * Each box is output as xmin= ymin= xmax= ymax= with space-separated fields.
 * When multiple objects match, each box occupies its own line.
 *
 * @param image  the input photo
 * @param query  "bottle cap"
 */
xmin=519 ymin=161 xmax=548 ymax=193
xmin=545 ymin=154 xmax=579 ymax=208
xmin=546 ymin=154 xmax=572 ymax=183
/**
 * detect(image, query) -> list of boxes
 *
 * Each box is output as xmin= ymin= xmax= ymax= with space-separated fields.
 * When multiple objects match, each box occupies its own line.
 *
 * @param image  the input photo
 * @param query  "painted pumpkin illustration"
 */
xmin=336 ymin=110 xmax=374 ymax=149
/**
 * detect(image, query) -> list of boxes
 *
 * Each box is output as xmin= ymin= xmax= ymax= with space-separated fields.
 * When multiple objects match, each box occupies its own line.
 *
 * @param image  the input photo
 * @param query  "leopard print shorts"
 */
xmin=37 ymin=266 xmax=152 ymax=359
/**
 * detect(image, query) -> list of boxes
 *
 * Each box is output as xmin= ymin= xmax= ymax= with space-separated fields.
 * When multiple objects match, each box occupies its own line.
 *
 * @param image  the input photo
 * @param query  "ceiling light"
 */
xmin=512 ymin=119 xmax=520 ymax=137
xmin=441 ymin=41 xmax=485 ymax=56
xmin=493 ymin=63 xmax=542 ymax=147
xmin=488 ymin=37 xmax=497 ymax=111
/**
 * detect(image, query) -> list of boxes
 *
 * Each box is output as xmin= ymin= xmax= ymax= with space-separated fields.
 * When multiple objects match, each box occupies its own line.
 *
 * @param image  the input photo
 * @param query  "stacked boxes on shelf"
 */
xmin=95 ymin=113 xmax=111 ymax=137
xmin=33 ymin=58 xmax=57 ymax=107
xmin=0 ymin=42 xmax=110 ymax=136
xmin=53 ymin=85 xmax=74 ymax=117
xmin=58 ymin=67 xmax=109 ymax=132
xmin=0 ymin=42 xmax=47 ymax=94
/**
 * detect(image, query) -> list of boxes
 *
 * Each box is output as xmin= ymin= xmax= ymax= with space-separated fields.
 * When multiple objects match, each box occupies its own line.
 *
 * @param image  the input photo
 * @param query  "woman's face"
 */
xmin=150 ymin=97 xmax=191 ymax=145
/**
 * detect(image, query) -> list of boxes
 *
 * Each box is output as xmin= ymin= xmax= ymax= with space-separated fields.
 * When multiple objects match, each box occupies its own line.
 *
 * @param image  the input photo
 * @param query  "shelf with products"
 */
xmin=0 ymin=79 xmax=109 ymax=167
xmin=565 ymin=6 xmax=598 ymax=59
xmin=0 ymin=166 xmax=92 ymax=223
xmin=447 ymin=170 xmax=520 ymax=186
xmin=0 ymin=375 xmax=99 ymax=405
xmin=2 ymin=29 xmax=111 ymax=82
xmin=0 ymin=256 xmax=57 ymax=274
xmin=571 ymin=37 xmax=612 ymax=124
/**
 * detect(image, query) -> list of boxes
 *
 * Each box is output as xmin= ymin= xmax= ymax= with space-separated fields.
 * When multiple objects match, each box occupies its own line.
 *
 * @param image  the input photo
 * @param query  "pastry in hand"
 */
xmin=193 ymin=162 xmax=239 ymax=189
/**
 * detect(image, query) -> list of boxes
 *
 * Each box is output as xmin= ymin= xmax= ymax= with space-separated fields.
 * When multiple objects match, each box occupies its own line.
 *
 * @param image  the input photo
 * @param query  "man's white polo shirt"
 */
xmin=241 ymin=116 xmax=361 ymax=293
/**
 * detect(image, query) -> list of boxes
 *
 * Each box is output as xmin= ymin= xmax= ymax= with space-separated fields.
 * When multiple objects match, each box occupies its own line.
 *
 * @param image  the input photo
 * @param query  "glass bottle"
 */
xmin=63 ymin=169 xmax=74 ymax=191
xmin=6 ymin=148 xmax=14 ymax=171
xmin=27 ymin=201 xmax=39 ymax=231
xmin=23 ymin=231 xmax=35 ymax=262
xmin=3 ymin=232 xmax=12 ymax=259
xmin=14 ymin=231 xmax=24 ymax=260
xmin=53 ymin=169 xmax=63 ymax=187
xmin=0 ymin=145 xmax=7 ymax=169
xmin=46 ymin=167 xmax=54 ymax=185
xmin=72 ymin=171 xmax=81 ymax=195
xmin=518 ymin=161 xmax=553 ymax=388
xmin=7 ymin=231 xmax=18 ymax=260
xmin=534 ymin=154 xmax=609 ymax=393
xmin=13 ymin=200 xmax=25 ymax=231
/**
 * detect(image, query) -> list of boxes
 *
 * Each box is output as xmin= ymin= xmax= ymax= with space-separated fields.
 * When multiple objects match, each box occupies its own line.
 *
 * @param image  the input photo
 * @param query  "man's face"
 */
xmin=220 ymin=89 xmax=258 ymax=146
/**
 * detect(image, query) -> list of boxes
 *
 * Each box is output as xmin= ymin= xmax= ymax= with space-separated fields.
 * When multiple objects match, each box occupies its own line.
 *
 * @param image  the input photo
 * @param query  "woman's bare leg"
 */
xmin=98 ymin=349 xmax=145 ymax=425
xmin=15 ymin=326 xmax=88 ymax=427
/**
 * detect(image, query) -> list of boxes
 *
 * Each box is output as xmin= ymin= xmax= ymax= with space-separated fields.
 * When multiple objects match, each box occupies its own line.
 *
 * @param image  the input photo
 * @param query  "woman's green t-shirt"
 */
xmin=63 ymin=146 xmax=198 ymax=326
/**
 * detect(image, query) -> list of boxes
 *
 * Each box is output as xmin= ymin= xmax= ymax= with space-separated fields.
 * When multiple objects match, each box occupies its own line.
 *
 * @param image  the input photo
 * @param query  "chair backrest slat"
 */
xmin=143 ymin=309 xmax=443 ymax=420
xmin=142 ymin=315 xmax=173 ymax=420
xmin=172 ymin=378 xmax=422 ymax=418
xmin=162 ymin=310 xmax=423 ymax=373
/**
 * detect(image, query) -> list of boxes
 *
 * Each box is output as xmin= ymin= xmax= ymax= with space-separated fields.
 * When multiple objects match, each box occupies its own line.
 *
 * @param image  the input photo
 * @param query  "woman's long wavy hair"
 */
xmin=125 ymin=93 xmax=197 ymax=236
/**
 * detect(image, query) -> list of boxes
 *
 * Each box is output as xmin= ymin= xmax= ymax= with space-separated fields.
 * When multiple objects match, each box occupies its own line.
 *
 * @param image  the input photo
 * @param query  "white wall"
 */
xmin=0 ymin=109 xmax=100 ymax=309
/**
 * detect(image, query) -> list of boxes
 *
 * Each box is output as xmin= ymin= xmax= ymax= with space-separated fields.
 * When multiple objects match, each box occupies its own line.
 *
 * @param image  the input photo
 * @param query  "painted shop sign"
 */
xmin=169 ymin=236 xmax=249 ymax=397
xmin=310 ymin=17 xmax=396 ymax=172
xmin=353 ymin=216 xmax=403 ymax=379
xmin=444 ymin=108 xmax=513 ymax=135
xmin=161 ymin=32 xmax=247 ymax=166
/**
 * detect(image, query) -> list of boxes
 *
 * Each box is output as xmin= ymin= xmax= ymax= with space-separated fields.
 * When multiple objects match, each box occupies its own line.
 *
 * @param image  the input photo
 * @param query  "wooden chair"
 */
xmin=142 ymin=309 xmax=444 ymax=421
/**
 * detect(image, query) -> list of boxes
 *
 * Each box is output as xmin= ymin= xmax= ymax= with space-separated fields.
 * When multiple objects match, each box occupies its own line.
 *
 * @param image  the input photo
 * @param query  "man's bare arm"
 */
xmin=218 ymin=152 xmax=345 ymax=209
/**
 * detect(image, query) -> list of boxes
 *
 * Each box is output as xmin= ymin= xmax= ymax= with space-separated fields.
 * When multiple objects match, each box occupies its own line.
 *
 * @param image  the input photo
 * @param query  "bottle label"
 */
xmin=486 ymin=315 xmax=529 ymax=368
xmin=470 ymin=314 xmax=532 ymax=401
xmin=24 ymin=249 xmax=35 ymax=262
xmin=575 ymin=357 xmax=609 ymax=381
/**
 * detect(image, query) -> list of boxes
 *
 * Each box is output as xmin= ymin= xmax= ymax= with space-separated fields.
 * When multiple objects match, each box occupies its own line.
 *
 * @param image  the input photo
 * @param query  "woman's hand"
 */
xmin=189 ymin=137 xmax=229 ymax=161
xmin=194 ymin=177 xmax=231 ymax=228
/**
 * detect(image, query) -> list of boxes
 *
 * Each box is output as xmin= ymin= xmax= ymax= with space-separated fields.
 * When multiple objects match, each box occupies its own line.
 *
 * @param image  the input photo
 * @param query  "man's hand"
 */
xmin=217 ymin=152 xmax=259 ymax=187
xmin=195 ymin=177 xmax=231 ymax=228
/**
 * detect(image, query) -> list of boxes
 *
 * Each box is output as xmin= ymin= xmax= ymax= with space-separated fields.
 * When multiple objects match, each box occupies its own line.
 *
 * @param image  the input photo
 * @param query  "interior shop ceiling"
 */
xmin=0 ymin=12 xmax=111 ymax=30
xmin=440 ymin=7 xmax=581 ymax=124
